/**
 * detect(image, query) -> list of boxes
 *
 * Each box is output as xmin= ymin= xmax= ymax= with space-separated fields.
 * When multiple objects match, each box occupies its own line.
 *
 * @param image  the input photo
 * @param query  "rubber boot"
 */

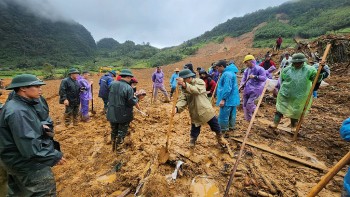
xmin=64 ymin=114 xmax=71 ymax=127
xmin=73 ymin=116 xmax=79 ymax=126
xmin=216 ymin=133 xmax=228 ymax=147
xmin=189 ymin=137 xmax=196 ymax=148
xmin=164 ymin=97 xmax=171 ymax=103
xmin=268 ymin=122 xmax=278 ymax=129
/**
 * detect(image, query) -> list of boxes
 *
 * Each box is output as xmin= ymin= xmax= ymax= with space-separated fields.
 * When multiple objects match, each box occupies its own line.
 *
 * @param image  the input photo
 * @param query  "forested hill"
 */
xmin=0 ymin=1 xmax=96 ymax=68
xmin=189 ymin=0 xmax=350 ymax=45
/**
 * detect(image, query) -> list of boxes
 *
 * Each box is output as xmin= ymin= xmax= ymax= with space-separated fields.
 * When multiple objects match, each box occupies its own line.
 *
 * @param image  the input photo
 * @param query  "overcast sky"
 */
xmin=12 ymin=0 xmax=290 ymax=48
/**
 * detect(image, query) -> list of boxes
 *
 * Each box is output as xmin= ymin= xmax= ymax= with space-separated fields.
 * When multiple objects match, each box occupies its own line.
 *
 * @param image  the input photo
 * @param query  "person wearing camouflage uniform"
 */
xmin=59 ymin=68 xmax=81 ymax=126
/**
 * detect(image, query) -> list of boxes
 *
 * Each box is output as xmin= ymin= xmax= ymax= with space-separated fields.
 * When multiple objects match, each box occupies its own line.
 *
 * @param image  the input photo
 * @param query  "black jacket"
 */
xmin=0 ymin=94 xmax=62 ymax=174
xmin=107 ymin=80 xmax=138 ymax=123
xmin=59 ymin=77 xmax=81 ymax=106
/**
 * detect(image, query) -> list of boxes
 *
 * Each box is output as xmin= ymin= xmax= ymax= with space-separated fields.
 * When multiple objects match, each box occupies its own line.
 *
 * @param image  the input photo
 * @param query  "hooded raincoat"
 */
xmin=240 ymin=63 xmax=267 ymax=121
xmin=276 ymin=63 xmax=317 ymax=119
xmin=216 ymin=65 xmax=240 ymax=130
xmin=340 ymin=118 xmax=350 ymax=195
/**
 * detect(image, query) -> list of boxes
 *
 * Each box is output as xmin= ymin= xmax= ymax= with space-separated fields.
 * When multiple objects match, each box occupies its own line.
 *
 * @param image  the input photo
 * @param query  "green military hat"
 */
xmin=291 ymin=53 xmax=308 ymax=63
xmin=179 ymin=69 xmax=196 ymax=79
xmin=119 ymin=69 xmax=134 ymax=77
xmin=6 ymin=74 xmax=46 ymax=90
xmin=68 ymin=68 xmax=80 ymax=75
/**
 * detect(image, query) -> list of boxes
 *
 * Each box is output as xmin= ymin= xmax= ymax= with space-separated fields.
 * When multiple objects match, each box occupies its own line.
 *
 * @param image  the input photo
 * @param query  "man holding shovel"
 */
xmin=175 ymin=69 xmax=228 ymax=148
xmin=269 ymin=53 xmax=317 ymax=132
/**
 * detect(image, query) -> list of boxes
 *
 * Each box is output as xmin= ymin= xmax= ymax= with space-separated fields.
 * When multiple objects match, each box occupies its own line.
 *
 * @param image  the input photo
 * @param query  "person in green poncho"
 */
xmin=269 ymin=53 xmax=317 ymax=132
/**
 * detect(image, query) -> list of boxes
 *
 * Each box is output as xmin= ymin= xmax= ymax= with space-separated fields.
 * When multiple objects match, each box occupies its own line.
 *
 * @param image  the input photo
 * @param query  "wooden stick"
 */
xmin=293 ymin=44 xmax=332 ymax=140
xmin=166 ymin=87 xmax=179 ymax=149
xmin=231 ymin=137 xmax=345 ymax=177
xmin=238 ymin=78 xmax=250 ymax=92
xmin=210 ymin=74 xmax=221 ymax=106
xmin=307 ymin=151 xmax=350 ymax=197
xmin=117 ymin=188 xmax=131 ymax=197
xmin=224 ymin=80 xmax=269 ymax=197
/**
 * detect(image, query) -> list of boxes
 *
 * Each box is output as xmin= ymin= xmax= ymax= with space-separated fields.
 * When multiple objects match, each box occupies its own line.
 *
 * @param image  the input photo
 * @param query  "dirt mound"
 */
xmin=2 ymin=29 xmax=350 ymax=197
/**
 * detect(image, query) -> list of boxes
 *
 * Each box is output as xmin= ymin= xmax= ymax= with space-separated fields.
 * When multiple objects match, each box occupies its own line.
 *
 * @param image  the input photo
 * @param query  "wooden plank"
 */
xmin=116 ymin=188 xmax=131 ymax=197
xmin=231 ymin=138 xmax=345 ymax=177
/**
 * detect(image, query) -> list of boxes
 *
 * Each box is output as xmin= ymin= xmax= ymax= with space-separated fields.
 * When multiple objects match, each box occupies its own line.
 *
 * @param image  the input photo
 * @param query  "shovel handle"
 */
xmin=166 ymin=86 xmax=179 ymax=148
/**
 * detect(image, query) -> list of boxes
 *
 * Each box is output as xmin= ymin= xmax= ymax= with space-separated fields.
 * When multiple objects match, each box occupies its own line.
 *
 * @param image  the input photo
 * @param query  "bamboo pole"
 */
xmin=307 ymin=151 xmax=350 ymax=197
xmin=293 ymin=44 xmax=332 ymax=140
xmin=224 ymin=80 xmax=269 ymax=197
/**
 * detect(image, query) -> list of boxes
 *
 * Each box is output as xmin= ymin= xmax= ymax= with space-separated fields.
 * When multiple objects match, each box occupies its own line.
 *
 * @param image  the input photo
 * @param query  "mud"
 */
xmin=1 ymin=30 xmax=349 ymax=197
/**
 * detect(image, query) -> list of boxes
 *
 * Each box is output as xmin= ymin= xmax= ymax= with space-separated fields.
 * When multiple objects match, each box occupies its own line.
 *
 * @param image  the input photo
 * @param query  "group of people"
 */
xmin=1 ymin=49 xmax=349 ymax=196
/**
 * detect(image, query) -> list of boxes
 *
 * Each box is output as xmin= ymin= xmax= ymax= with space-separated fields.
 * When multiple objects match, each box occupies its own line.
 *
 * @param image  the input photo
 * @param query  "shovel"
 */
xmin=158 ymin=86 xmax=179 ymax=164
xmin=91 ymin=84 xmax=96 ymax=114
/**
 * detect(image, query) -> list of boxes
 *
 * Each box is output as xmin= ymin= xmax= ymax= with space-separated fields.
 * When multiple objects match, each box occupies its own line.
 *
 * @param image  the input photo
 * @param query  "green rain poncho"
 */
xmin=276 ymin=63 xmax=317 ymax=119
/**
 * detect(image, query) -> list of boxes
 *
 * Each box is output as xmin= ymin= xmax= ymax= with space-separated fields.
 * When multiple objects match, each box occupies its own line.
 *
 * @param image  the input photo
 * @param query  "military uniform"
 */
xmin=0 ymin=74 xmax=62 ymax=196
xmin=107 ymin=69 xmax=138 ymax=152
xmin=59 ymin=68 xmax=81 ymax=126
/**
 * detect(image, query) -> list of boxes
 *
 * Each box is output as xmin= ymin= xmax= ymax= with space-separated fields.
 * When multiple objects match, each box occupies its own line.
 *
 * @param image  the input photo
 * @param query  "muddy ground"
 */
xmin=1 ymin=30 xmax=349 ymax=197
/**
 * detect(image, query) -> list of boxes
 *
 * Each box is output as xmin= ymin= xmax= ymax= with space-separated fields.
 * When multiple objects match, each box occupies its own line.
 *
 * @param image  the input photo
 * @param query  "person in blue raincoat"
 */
xmin=340 ymin=117 xmax=350 ymax=197
xmin=215 ymin=60 xmax=240 ymax=137
xmin=169 ymin=68 xmax=180 ymax=98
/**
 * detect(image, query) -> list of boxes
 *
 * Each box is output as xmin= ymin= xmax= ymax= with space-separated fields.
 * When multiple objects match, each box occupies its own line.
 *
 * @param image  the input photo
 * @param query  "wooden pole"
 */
xmin=211 ymin=74 xmax=221 ymax=106
xmin=293 ymin=44 xmax=332 ymax=140
xmin=231 ymin=137 xmax=345 ymax=177
xmin=166 ymin=87 xmax=179 ymax=149
xmin=224 ymin=80 xmax=269 ymax=197
xmin=307 ymin=151 xmax=350 ymax=197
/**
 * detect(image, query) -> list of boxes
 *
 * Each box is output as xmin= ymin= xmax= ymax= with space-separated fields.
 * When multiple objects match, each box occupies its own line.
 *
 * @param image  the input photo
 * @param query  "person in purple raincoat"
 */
xmin=78 ymin=71 xmax=93 ymax=122
xmin=240 ymin=55 xmax=267 ymax=121
xmin=152 ymin=66 xmax=170 ymax=103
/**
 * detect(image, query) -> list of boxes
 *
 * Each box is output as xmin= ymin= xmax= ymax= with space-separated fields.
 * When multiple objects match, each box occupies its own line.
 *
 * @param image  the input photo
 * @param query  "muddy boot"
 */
xmin=64 ymin=114 xmax=71 ymax=127
xmin=216 ymin=133 xmax=228 ymax=147
xmin=269 ymin=122 xmax=278 ymax=129
xmin=112 ymin=140 xmax=116 ymax=152
xmin=73 ymin=117 xmax=79 ymax=126
xmin=164 ymin=96 xmax=171 ymax=103
xmin=291 ymin=127 xmax=296 ymax=133
xmin=189 ymin=137 xmax=196 ymax=148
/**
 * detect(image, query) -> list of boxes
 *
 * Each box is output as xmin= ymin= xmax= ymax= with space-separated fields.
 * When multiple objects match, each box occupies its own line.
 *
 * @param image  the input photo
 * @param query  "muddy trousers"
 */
xmin=101 ymin=98 xmax=108 ymax=112
xmin=273 ymin=111 xmax=298 ymax=127
xmin=153 ymin=85 xmax=169 ymax=101
xmin=0 ymin=166 xmax=7 ymax=197
xmin=80 ymin=99 xmax=90 ymax=120
xmin=170 ymin=87 xmax=176 ymax=97
xmin=190 ymin=116 xmax=221 ymax=140
xmin=218 ymin=106 xmax=237 ymax=132
xmin=64 ymin=105 xmax=79 ymax=126
xmin=7 ymin=167 xmax=56 ymax=197
xmin=110 ymin=122 xmax=130 ymax=145
xmin=243 ymin=93 xmax=259 ymax=121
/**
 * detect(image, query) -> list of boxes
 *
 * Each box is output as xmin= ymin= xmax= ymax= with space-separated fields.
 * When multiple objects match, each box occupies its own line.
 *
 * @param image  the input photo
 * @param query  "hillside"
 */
xmin=0 ymin=0 xmax=96 ymax=68
xmin=190 ymin=0 xmax=350 ymax=47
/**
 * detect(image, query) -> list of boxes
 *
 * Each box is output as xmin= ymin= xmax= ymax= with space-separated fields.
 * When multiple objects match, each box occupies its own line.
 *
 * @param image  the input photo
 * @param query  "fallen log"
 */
xmin=231 ymin=138 xmax=345 ymax=177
